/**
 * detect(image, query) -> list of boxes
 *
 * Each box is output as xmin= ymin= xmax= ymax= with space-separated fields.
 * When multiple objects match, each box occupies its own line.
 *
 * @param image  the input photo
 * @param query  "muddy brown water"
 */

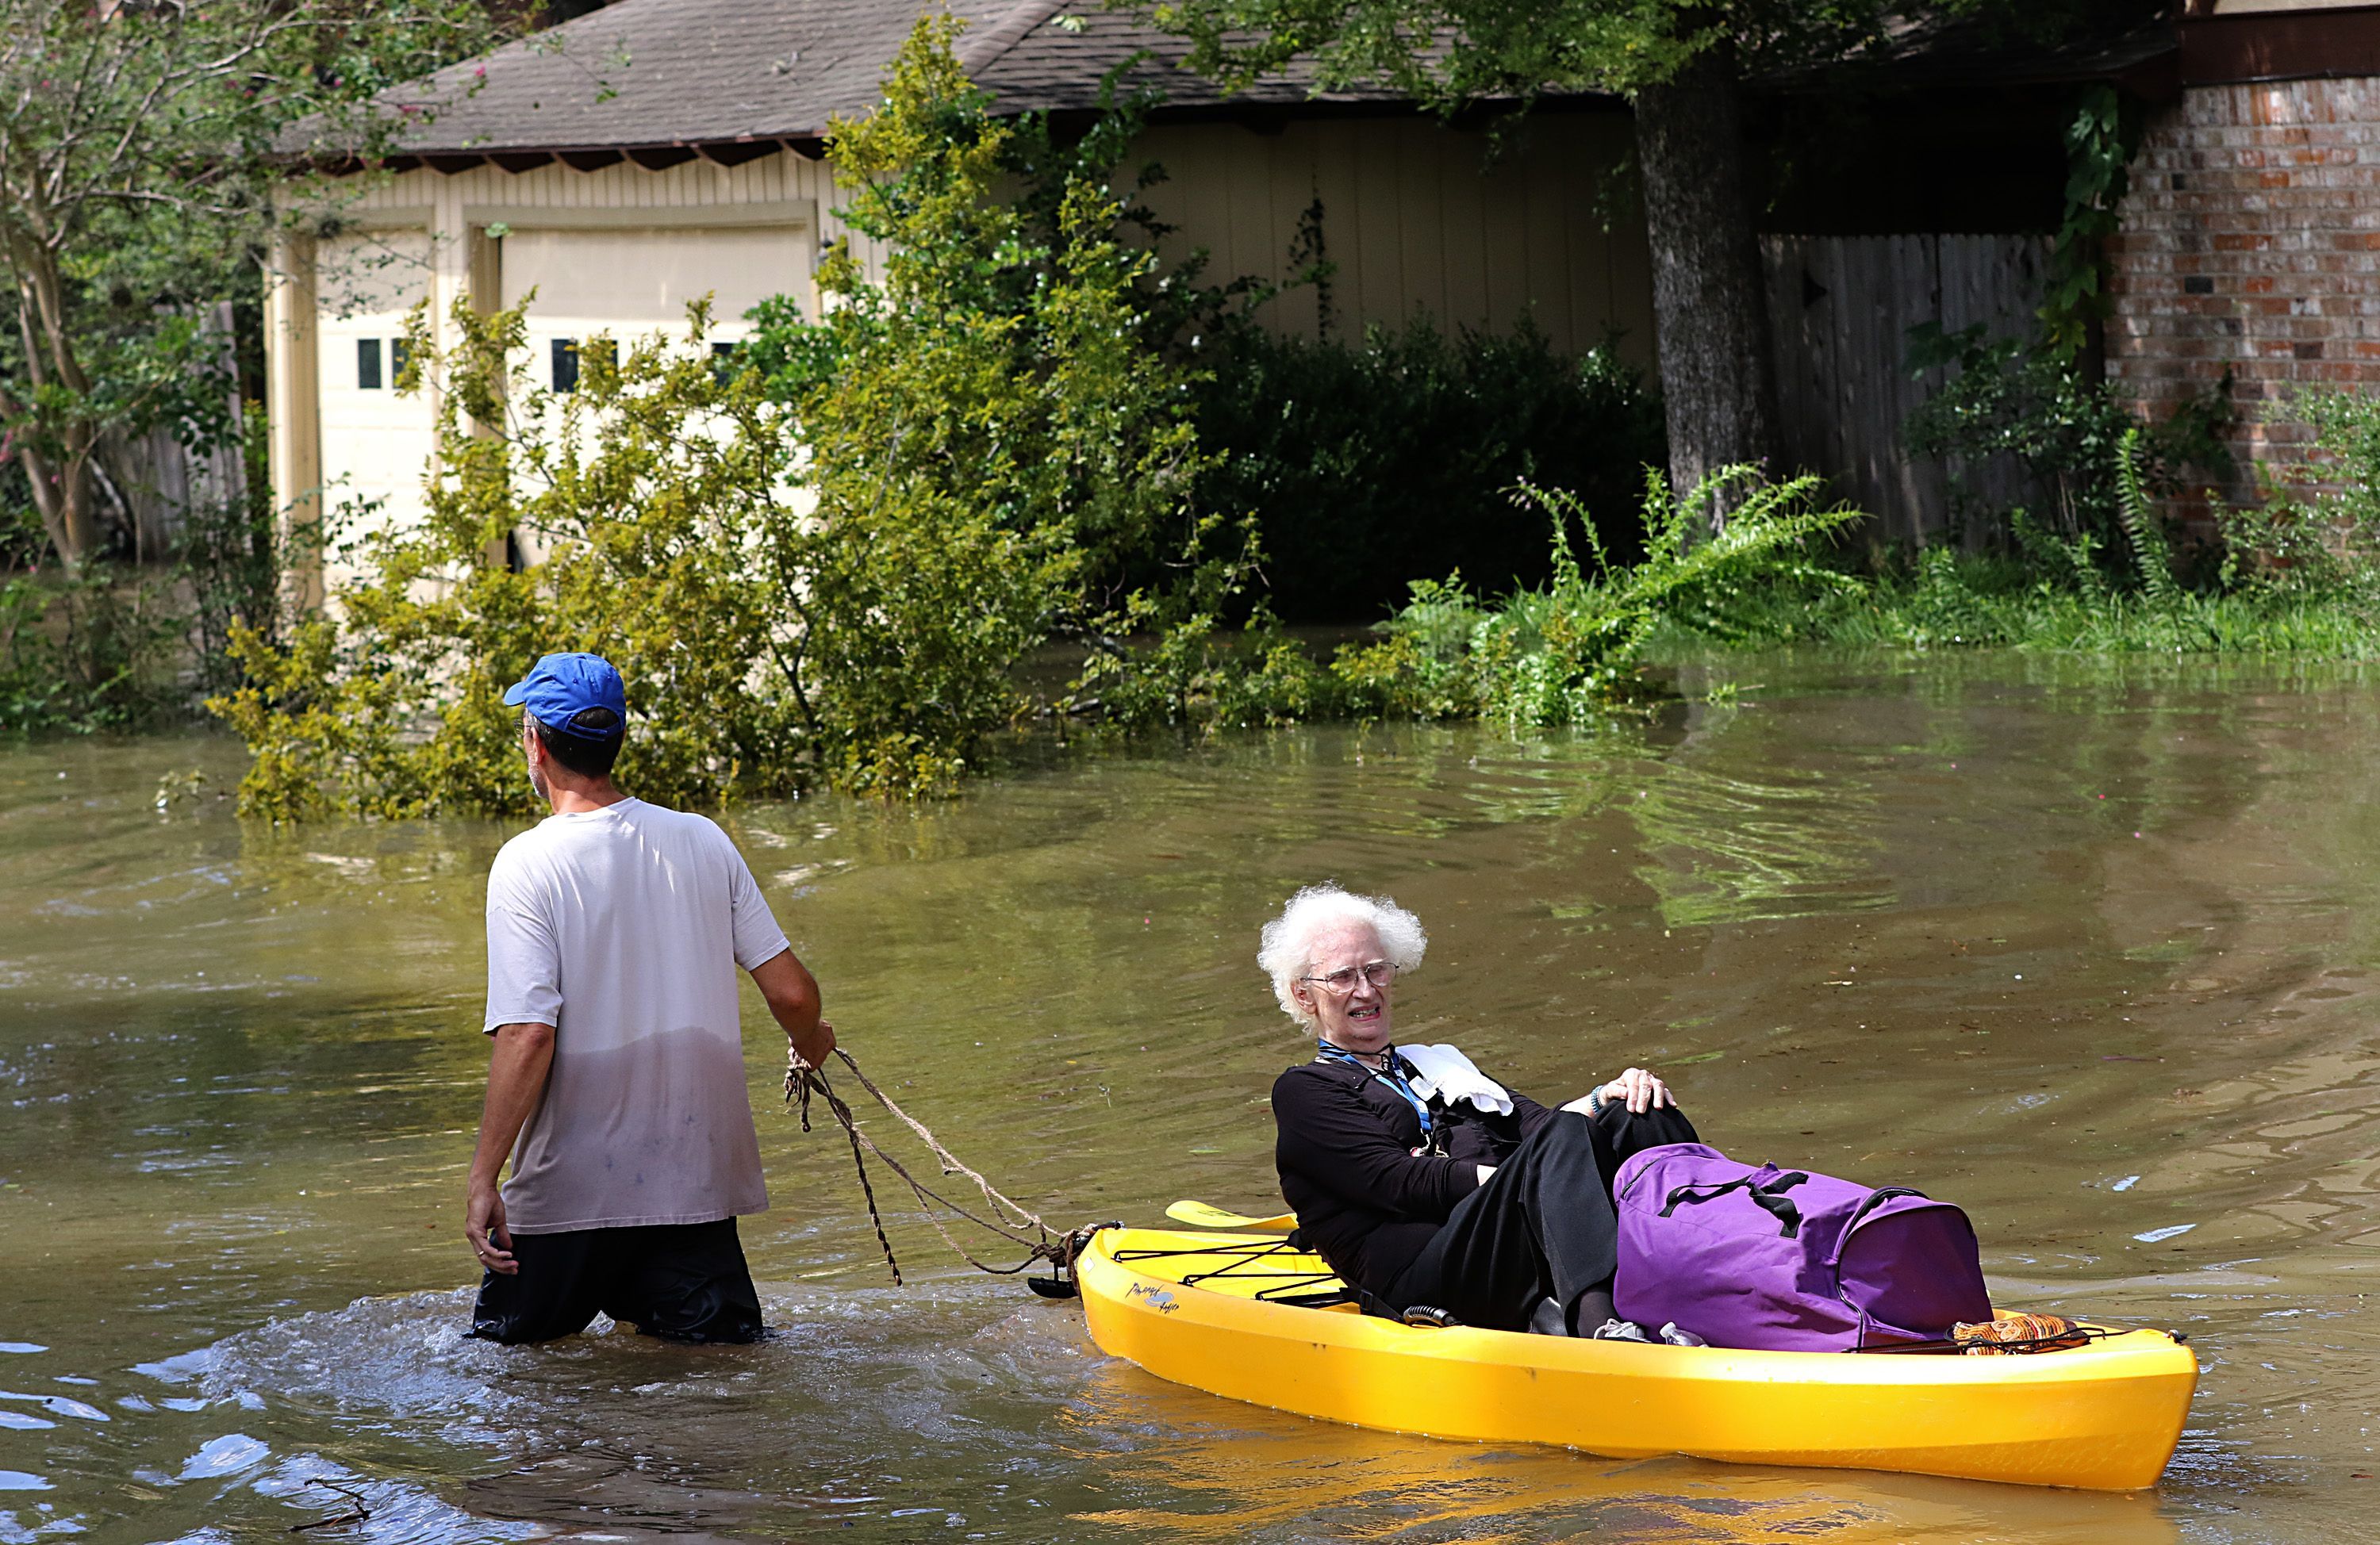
xmin=3 ymin=651 xmax=2377 ymax=1543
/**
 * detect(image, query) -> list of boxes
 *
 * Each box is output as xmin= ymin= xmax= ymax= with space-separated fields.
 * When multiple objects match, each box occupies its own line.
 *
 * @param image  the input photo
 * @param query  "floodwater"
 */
xmin=3 ymin=651 xmax=2378 ymax=1544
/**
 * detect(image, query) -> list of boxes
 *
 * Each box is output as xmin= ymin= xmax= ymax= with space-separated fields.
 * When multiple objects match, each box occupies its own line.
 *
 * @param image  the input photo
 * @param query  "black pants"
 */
xmin=1387 ymin=1105 xmax=1699 ymax=1334
xmin=468 ymin=1218 xmax=765 ymax=1345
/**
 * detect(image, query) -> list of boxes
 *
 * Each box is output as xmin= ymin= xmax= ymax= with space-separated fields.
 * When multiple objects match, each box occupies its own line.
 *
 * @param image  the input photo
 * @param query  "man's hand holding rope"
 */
xmin=791 ymin=1017 xmax=836 ymax=1072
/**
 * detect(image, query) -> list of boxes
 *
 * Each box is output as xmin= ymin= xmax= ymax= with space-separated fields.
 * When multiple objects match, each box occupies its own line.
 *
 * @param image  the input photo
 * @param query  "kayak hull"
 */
xmin=1077 ymin=1228 xmax=2198 ymax=1492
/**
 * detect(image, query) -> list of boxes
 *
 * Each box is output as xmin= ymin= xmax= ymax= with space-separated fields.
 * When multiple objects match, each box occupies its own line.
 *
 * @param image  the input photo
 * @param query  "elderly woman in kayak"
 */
xmin=1264 ymin=884 xmax=1699 ymax=1339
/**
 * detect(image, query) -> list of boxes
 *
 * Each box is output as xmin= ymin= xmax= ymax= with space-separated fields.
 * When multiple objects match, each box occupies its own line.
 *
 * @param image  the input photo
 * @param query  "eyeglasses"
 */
xmin=1299 ymin=960 xmax=1396 ymax=996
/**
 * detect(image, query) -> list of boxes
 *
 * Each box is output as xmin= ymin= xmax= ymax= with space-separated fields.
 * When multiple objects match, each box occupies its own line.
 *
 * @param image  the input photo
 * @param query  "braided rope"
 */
xmin=785 ymin=1044 xmax=1062 ymax=1286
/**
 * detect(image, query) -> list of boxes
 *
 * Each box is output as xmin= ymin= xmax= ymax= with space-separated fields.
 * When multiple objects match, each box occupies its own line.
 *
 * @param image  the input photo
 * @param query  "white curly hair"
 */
xmin=1258 ymin=884 xmax=1429 ymax=1030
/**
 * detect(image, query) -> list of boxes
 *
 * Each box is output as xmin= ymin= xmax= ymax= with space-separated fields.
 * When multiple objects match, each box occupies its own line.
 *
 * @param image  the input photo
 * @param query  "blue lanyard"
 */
xmin=1316 ymin=1042 xmax=1434 ymax=1137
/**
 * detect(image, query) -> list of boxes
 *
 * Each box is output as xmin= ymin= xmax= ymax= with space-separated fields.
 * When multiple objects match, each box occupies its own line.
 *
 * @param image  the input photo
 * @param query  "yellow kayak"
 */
xmin=1077 ymin=1226 xmax=2199 ymax=1491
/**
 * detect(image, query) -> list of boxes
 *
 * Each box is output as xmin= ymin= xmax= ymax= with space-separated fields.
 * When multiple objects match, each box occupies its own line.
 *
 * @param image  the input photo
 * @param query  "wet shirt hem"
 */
xmin=504 ymin=1202 xmax=766 ymax=1235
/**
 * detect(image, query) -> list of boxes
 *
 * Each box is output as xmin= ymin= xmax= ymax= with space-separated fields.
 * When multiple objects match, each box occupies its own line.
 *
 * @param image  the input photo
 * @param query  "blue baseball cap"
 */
xmin=502 ymin=652 xmax=628 ymax=739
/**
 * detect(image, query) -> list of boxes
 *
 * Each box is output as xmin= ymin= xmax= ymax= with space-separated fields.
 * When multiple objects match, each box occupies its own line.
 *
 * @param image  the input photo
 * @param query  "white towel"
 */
xmin=1396 ymin=1043 xmax=1514 ymax=1116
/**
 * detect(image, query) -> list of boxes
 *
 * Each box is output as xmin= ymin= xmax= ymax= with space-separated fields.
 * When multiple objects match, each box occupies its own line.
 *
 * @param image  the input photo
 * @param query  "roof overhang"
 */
xmin=2180 ymin=2 xmax=2380 ymax=84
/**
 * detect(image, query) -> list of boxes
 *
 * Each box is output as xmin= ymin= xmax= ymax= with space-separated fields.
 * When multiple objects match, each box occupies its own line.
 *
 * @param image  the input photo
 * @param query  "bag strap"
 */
xmin=1825 ymin=1187 xmax=1931 ymax=1271
xmin=1660 ymin=1171 xmax=1810 ymax=1239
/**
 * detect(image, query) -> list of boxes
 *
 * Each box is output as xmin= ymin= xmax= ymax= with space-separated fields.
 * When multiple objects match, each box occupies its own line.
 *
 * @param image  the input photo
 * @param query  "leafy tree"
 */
xmin=1145 ymin=0 xmax=2147 ymax=529
xmin=0 ymin=0 xmax=500 ymax=569
xmin=746 ymin=14 xmax=1223 ymax=792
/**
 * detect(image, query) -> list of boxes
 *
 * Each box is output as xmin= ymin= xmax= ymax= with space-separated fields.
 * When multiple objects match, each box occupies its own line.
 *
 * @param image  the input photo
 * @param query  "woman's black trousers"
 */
xmin=1385 ymin=1104 xmax=1698 ymax=1334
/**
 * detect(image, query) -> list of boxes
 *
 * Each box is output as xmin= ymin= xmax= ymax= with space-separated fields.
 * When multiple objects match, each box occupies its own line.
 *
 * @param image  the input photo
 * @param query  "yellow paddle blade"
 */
xmin=1165 ymin=1199 xmax=1298 ymax=1231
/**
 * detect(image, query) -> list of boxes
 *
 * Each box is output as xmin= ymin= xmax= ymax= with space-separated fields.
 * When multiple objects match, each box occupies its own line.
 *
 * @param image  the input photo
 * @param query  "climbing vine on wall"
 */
xmin=2040 ymin=84 xmax=2144 ymax=362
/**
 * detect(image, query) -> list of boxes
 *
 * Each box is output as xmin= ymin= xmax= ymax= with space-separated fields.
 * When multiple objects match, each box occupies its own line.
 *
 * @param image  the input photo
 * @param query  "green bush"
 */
xmin=0 ymin=409 xmax=297 ymax=738
xmin=2217 ymin=388 xmax=2380 ymax=603
xmin=1902 ymin=321 xmax=2231 ymax=575
xmin=0 ymin=562 xmax=183 ymax=733
xmin=1192 ymin=319 xmax=1667 ymax=622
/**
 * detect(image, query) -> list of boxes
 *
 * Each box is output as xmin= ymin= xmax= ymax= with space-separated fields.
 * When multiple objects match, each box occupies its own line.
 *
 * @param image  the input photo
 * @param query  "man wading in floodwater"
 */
xmin=463 ymin=651 xmax=835 ymax=1344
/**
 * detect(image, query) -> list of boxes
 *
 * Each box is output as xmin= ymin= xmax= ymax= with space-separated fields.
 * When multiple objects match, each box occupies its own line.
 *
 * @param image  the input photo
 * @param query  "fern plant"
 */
xmin=2114 ymin=426 xmax=2179 ymax=606
xmin=1345 ymin=465 xmax=1867 ymax=726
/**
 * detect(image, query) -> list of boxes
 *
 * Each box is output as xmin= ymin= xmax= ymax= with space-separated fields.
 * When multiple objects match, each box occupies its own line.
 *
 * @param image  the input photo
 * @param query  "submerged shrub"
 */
xmin=209 ymin=297 xmax=802 ymax=820
xmin=2 ymin=403 xmax=286 ymax=736
xmin=1902 ymin=321 xmax=2230 ymax=576
xmin=1078 ymin=466 xmax=1862 ymax=737
xmin=0 ymin=562 xmax=186 ymax=733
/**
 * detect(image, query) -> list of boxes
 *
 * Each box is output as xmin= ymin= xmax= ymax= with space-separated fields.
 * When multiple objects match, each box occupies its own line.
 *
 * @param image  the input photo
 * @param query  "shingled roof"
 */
xmin=290 ymin=0 xmax=1413 ymax=170
xmin=294 ymin=0 xmax=2178 ymax=172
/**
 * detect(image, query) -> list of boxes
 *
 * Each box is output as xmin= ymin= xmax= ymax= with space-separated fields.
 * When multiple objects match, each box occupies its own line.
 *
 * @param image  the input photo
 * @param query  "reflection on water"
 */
xmin=1066 ymin=1361 xmax=2186 ymax=1544
xmin=3 ymin=651 xmax=2379 ymax=1540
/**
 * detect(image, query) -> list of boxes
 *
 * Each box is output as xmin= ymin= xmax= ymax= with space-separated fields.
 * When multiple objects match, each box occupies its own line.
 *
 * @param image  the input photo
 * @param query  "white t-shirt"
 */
xmin=482 ymin=797 xmax=791 ymax=1233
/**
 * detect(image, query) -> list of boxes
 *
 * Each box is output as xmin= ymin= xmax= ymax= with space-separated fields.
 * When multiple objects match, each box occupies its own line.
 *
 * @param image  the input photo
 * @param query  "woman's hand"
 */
xmin=1583 ymin=1067 xmax=1673 ymax=1114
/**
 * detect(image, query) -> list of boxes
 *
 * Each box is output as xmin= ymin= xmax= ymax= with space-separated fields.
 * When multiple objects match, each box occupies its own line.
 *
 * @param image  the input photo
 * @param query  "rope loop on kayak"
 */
xmin=786 ymin=1045 xmax=1075 ymax=1287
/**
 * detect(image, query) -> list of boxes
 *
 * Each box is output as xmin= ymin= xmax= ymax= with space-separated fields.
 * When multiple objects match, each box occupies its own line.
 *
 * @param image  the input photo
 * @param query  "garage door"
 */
xmin=500 ymin=224 xmax=811 ymax=336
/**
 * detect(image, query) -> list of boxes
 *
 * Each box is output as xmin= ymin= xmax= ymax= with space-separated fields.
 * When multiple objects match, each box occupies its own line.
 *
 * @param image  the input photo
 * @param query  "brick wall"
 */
xmin=2107 ymin=76 xmax=2380 ymax=524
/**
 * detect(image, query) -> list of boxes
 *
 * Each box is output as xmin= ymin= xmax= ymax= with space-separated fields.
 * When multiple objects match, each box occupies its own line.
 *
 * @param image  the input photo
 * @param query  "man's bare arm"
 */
xmin=465 ymin=1022 xmax=556 ymax=1275
xmin=750 ymin=949 xmax=835 ymax=1068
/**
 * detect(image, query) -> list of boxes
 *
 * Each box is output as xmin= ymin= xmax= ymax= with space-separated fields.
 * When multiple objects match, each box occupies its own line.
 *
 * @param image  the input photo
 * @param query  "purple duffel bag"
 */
xmin=1611 ymin=1143 xmax=1991 ymax=1352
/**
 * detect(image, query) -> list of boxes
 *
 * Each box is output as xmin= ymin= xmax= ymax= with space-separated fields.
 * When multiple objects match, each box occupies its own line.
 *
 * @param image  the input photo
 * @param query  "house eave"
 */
xmin=292 ymin=134 xmax=831 ymax=178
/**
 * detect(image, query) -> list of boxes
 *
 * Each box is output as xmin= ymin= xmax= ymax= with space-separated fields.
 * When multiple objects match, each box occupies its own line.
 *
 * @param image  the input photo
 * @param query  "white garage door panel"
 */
xmin=499 ymin=227 xmax=809 ymax=326
xmin=314 ymin=229 xmax=434 ymax=562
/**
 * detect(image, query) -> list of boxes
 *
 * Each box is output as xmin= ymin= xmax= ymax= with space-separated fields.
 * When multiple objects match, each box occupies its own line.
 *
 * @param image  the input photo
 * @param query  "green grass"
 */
xmin=1653 ymin=547 xmax=2380 ymax=660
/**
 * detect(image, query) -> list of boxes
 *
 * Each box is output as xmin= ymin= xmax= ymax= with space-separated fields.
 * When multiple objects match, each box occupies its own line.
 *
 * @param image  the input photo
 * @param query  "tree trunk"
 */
xmin=9 ymin=436 xmax=101 ymax=569
xmin=8 ymin=239 xmax=104 ymax=569
xmin=13 ymin=442 xmax=76 ymax=567
xmin=1633 ymin=48 xmax=1781 ymax=530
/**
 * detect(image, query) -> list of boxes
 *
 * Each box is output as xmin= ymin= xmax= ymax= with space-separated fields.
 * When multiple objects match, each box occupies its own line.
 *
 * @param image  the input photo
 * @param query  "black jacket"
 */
xmin=1271 ymin=1055 xmax=1556 ymax=1296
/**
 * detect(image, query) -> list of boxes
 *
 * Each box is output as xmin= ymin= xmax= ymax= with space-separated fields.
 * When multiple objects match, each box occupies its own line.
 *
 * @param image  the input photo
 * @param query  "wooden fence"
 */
xmin=98 ymin=301 xmax=248 ymax=565
xmin=1762 ymin=233 xmax=2051 ymax=546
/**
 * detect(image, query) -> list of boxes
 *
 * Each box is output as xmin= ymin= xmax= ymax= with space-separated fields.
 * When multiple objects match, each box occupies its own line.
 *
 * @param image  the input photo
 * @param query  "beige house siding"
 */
xmin=1134 ymin=112 xmax=1655 ymax=366
xmin=268 ymin=121 xmax=1658 ymax=591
